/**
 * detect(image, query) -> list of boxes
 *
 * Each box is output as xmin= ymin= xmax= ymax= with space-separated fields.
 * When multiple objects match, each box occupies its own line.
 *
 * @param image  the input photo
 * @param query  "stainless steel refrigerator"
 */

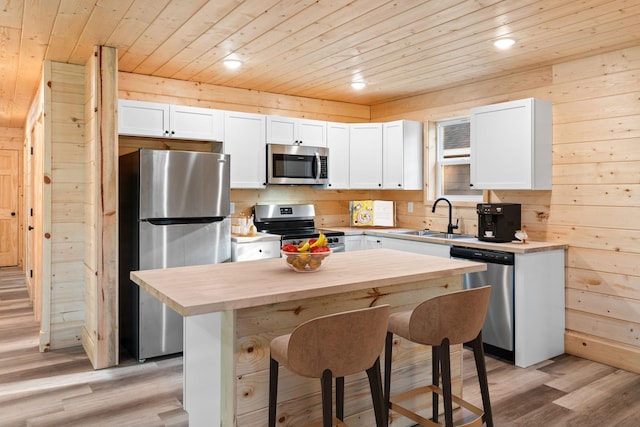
xmin=119 ymin=149 xmax=231 ymax=361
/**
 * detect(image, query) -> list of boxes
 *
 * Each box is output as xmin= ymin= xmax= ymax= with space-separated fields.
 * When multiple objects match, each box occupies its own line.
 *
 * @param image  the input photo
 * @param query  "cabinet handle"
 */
xmin=164 ymin=130 xmax=170 ymax=135
xmin=11 ymin=212 xmax=16 ymax=216
xmin=397 ymin=184 xmax=402 ymax=187
xmin=470 ymin=183 xmax=474 ymax=187
xmin=28 ymin=226 xmax=34 ymax=230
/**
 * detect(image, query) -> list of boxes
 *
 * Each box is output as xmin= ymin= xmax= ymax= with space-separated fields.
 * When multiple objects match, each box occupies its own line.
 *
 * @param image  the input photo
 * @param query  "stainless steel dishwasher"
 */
xmin=450 ymin=246 xmax=515 ymax=362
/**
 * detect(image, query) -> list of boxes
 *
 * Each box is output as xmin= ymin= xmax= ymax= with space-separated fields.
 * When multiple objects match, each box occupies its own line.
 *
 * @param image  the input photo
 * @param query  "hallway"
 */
xmin=0 ymin=266 xmax=188 ymax=427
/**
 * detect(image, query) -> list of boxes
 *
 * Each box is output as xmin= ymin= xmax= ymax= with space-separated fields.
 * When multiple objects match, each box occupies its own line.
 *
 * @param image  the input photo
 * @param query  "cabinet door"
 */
xmin=118 ymin=99 xmax=169 ymax=137
xmin=470 ymin=98 xmax=551 ymax=190
xmin=383 ymin=120 xmax=423 ymax=190
xmin=170 ymin=105 xmax=223 ymax=141
xmin=298 ymin=119 xmax=327 ymax=147
xmin=224 ymin=111 xmax=266 ymax=189
xmin=232 ymin=241 xmax=280 ymax=262
xmin=326 ymin=122 xmax=350 ymax=189
xmin=364 ymin=236 xmax=383 ymax=250
xmin=349 ymin=123 xmax=383 ymax=189
xmin=376 ymin=236 xmax=450 ymax=257
xmin=344 ymin=235 xmax=363 ymax=251
xmin=266 ymin=116 xmax=297 ymax=145
xmin=382 ymin=121 xmax=404 ymax=189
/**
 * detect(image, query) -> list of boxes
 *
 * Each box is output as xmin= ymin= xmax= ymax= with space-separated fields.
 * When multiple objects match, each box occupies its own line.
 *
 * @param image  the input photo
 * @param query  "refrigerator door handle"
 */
xmin=146 ymin=217 xmax=224 ymax=226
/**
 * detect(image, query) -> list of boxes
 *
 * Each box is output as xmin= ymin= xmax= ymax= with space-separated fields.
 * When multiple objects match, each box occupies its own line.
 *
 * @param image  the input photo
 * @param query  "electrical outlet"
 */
xmin=408 ymin=202 xmax=413 ymax=213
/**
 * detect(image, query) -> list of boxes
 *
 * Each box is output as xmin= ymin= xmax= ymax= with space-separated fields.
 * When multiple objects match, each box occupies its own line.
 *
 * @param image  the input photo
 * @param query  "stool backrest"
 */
xmin=409 ymin=286 xmax=491 ymax=345
xmin=287 ymin=305 xmax=390 ymax=378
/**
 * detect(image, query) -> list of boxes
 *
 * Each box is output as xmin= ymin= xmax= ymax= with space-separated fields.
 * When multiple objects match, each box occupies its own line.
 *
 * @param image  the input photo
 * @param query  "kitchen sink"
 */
xmin=388 ymin=230 xmax=436 ymax=236
xmin=388 ymin=230 xmax=474 ymax=239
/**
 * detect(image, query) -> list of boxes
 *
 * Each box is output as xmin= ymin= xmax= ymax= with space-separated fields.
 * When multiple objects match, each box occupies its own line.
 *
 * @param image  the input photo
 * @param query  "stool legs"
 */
xmin=437 ymin=339 xmax=454 ymax=427
xmin=271 ymin=360 xmax=385 ymax=427
xmin=385 ymin=333 xmax=492 ymax=427
xmin=383 ymin=332 xmax=393 ymax=427
xmin=321 ymin=369 xmax=333 ymax=427
xmin=336 ymin=376 xmax=344 ymax=421
xmin=366 ymin=357 xmax=387 ymax=427
xmin=268 ymin=357 xmax=279 ymax=427
xmin=432 ymin=345 xmax=439 ymax=424
xmin=468 ymin=333 xmax=494 ymax=427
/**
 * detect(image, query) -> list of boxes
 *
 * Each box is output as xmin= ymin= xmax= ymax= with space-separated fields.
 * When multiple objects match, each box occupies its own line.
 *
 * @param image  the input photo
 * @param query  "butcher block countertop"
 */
xmin=130 ymin=249 xmax=485 ymax=317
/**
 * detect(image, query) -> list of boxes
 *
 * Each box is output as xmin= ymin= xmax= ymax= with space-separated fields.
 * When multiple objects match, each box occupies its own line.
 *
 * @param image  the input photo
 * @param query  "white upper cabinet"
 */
xmin=266 ymin=116 xmax=327 ymax=147
xmin=349 ymin=123 xmax=383 ymax=189
xmin=326 ymin=122 xmax=350 ymax=189
xmin=118 ymin=100 xmax=169 ymax=137
xmin=118 ymin=99 xmax=223 ymax=141
xmin=470 ymin=98 xmax=552 ymax=190
xmin=224 ymin=111 xmax=267 ymax=189
xmin=382 ymin=120 xmax=423 ymax=190
xmin=170 ymin=105 xmax=224 ymax=141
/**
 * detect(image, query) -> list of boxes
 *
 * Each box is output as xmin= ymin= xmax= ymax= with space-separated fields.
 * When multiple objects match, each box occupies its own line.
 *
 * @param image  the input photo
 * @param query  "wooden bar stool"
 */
xmin=269 ymin=305 xmax=390 ymax=427
xmin=383 ymin=286 xmax=493 ymax=427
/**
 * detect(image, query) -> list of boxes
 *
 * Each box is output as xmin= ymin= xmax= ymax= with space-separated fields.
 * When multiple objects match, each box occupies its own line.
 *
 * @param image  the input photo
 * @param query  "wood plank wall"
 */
xmin=83 ymin=48 xmax=98 ymax=367
xmin=42 ymin=62 xmax=87 ymax=350
xmin=82 ymin=47 xmax=119 ymax=369
xmin=371 ymin=45 xmax=640 ymax=373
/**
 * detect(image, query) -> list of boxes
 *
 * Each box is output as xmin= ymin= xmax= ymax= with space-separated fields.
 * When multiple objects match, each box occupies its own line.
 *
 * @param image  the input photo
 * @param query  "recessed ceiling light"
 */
xmin=223 ymin=59 xmax=243 ymax=70
xmin=494 ymin=38 xmax=516 ymax=49
xmin=351 ymin=81 xmax=366 ymax=90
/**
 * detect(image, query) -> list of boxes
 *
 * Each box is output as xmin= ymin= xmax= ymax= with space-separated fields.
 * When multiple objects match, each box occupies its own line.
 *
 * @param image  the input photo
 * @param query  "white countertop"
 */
xmin=321 ymin=227 xmax=567 ymax=254
xmin=231 ymin=232 xmax=281 ymax=243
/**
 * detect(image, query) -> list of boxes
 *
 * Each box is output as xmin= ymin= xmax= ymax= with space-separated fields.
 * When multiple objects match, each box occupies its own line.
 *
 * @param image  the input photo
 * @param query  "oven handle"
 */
xmin=329 ymin=243 xmax=345 ymax=253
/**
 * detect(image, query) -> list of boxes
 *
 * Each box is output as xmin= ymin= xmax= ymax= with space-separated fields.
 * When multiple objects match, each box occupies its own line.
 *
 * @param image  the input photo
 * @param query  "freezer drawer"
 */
xmin=136 ymin=219 xmax=230 ymax=360
xmin=139 ymin=219 xmax=231 ymax=269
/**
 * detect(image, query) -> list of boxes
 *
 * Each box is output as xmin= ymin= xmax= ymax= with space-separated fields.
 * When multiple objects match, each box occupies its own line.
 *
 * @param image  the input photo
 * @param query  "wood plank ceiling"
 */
xmin=0 ymin=0 xmax=639 ymax=128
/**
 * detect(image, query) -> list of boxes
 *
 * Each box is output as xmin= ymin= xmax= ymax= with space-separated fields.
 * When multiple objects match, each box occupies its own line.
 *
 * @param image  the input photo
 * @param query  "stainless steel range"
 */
xmin=253 ymin=204 xmax=345 ymax=252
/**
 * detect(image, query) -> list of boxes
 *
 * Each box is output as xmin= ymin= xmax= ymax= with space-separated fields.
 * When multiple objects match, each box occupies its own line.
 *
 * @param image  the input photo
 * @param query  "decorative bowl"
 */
xmin=281 ymin=248 xmax=332 ymax=272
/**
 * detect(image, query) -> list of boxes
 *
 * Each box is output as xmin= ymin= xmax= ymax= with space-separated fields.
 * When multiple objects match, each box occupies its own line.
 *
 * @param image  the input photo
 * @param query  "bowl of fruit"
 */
xmin=281 ymin=233 xmax=332 ymax=272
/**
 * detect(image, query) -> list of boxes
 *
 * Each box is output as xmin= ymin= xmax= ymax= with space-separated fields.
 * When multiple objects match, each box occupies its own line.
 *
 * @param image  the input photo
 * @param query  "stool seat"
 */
xmin=384 ymin=286 xmax=494 ymax=427
xmin=269 ymin=305 xmax=390 ymax=427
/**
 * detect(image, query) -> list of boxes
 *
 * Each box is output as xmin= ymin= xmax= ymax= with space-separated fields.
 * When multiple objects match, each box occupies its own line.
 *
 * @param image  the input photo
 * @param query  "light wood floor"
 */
xmin=1 ymin=266 xmax=639 ymax=426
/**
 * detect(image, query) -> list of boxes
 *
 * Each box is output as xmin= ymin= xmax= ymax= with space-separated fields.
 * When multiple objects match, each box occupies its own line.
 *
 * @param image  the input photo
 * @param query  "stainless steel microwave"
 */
xmin=267 ymin=144 xmax=328 ymax=185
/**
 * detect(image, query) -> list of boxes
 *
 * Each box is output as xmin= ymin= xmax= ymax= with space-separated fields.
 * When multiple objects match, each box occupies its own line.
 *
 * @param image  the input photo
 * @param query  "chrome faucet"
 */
xmin=431 ymin=197 xmax=459 ymax=234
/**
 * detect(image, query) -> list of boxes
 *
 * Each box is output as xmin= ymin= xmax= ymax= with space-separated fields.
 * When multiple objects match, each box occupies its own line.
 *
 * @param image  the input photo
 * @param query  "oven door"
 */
xmin=267 ymin=144 xmax=328 ymax=185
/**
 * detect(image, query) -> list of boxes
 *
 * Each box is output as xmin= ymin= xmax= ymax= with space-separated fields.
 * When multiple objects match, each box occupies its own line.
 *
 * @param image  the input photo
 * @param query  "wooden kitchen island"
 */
xmin=130 ymin=249 xmax=485 ymax=427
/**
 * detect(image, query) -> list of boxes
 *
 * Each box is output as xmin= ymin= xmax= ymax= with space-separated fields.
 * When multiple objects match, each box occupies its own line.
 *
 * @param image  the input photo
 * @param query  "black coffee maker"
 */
xmin=477 ymin=203 xmax=521 ymax=243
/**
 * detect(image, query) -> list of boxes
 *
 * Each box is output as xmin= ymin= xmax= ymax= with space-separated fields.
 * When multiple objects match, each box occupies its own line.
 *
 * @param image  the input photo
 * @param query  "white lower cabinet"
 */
xmin=231 ymin=240 xmax=280 ymax=262
xmin=369 ymin=235 xmax=450 ymax=257
xmin=344 ymin=235 xmax=364 ymax=252
xmin=513 ymin=249 xmax=565 ymax=367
